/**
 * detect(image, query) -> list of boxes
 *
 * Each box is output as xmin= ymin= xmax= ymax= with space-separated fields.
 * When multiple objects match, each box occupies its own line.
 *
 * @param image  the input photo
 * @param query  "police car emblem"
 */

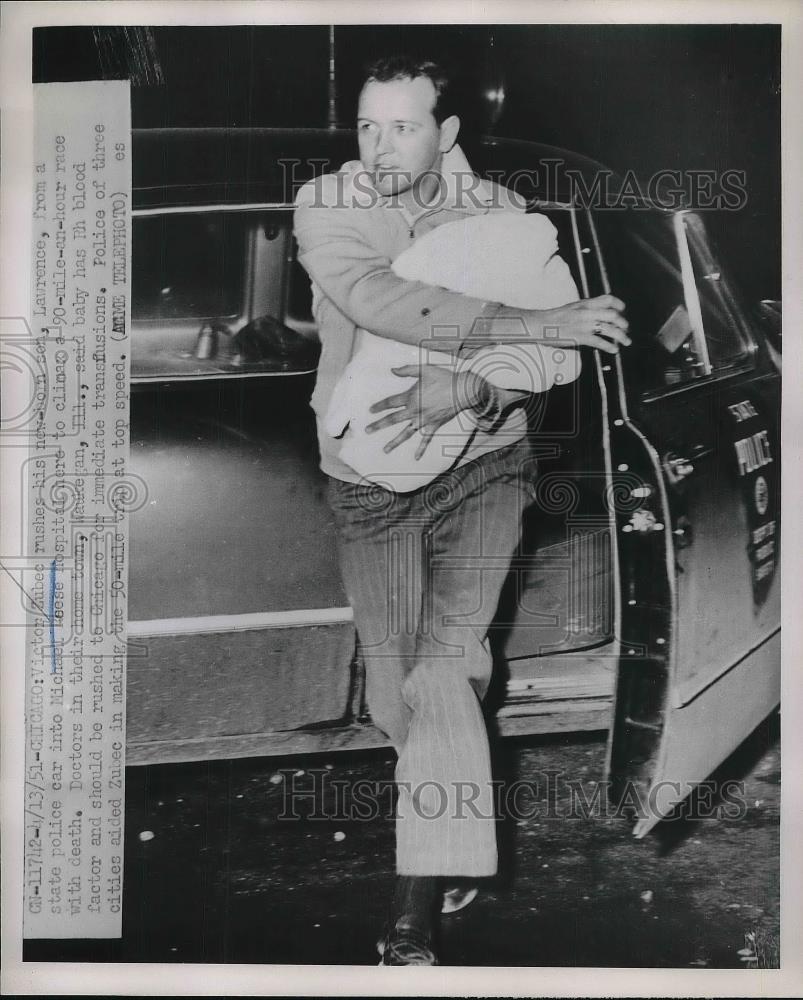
xmin=754 ymin=475 xmax=769 ymax=516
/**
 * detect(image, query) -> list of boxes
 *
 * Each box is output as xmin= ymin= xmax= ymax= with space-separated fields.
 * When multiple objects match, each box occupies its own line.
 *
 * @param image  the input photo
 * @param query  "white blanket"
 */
xmin=323 ymin=212 xmax=581 ymax=492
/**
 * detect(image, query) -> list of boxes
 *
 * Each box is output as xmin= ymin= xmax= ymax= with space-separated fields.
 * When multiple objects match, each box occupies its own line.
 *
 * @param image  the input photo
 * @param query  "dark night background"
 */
xmin=33 ymin=23 xmax=781 ymax=303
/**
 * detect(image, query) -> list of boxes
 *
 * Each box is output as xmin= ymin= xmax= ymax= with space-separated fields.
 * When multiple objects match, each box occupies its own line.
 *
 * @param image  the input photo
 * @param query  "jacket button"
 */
xmin=421 ymin=307 xmax=431 ymax=316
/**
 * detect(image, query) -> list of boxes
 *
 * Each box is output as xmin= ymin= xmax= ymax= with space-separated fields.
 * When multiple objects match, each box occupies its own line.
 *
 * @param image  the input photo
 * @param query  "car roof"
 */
xmin=131 ymin=126 xmax=655 ymax=211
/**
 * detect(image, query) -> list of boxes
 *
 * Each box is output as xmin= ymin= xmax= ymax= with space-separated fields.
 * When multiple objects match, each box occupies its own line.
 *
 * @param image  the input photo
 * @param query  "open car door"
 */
xmin=581 ymin=206 xmax=781 ymax=837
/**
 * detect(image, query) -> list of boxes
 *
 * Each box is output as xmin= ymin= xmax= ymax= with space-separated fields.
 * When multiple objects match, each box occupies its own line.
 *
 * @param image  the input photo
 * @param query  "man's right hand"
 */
xmin=494 ymin=294 xmax=631 ymax=354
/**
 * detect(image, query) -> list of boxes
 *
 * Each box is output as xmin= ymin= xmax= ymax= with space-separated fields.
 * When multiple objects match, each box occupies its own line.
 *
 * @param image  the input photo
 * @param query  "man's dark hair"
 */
xmin=362 ymin=54 xmax=458 ymax=124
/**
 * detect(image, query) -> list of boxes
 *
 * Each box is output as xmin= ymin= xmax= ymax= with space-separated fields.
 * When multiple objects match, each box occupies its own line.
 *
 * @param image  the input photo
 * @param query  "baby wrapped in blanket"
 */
xmin=323 ymin=212 xmax=581 ymax=492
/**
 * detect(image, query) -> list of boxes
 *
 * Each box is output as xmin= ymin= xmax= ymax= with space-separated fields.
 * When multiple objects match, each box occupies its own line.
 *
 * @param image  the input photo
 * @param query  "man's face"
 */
xmin=357 ymin=76 xmax=451 ymax=198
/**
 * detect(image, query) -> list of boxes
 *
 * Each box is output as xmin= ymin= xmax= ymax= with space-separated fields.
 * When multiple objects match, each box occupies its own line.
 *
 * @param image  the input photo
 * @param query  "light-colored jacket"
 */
xmin=294 ymin=144 xmax=539 ymax=483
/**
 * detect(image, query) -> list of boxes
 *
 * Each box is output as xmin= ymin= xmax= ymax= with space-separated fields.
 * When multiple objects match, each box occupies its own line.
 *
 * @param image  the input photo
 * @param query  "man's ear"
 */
xmin=438 ymin=115 xmax=460 ymax=153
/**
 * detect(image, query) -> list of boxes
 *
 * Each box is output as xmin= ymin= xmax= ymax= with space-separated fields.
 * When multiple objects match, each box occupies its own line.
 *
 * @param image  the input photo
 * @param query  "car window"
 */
xmin=133 ymin=213 xmax=248 ymax=322
xmin=591 ymin=209 xmax=753 ymax=396
xmin=131 ymin=208 xmax=319 ymax=381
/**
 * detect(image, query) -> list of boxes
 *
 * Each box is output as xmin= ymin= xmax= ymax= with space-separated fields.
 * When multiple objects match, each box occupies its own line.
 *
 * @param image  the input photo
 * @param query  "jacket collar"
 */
xmin=338 ymin=144 xmax=495 ymax=215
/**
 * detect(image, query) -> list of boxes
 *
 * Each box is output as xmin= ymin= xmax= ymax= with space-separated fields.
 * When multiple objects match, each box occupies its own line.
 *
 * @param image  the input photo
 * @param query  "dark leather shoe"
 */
xmin=377 ymin=924 xmax=438 ymax=966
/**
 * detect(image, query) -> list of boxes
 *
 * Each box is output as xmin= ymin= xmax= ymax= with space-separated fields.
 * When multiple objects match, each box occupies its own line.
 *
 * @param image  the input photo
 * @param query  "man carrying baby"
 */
xmin=293 ymin=53 xmax=629 ymax=965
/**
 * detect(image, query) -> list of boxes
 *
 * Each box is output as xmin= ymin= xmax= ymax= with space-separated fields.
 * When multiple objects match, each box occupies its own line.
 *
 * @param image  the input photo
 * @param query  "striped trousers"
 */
xmin=327 ymin=438 xmax=533 ymax=876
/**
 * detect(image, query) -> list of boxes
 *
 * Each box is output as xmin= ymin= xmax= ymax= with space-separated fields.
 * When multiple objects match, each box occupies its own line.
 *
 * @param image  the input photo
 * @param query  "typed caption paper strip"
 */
xmin=24 ymin=81 xmax=131 ymax=939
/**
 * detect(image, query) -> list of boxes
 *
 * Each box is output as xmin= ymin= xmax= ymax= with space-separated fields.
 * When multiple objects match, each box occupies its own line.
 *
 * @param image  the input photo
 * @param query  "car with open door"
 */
xmin=125 ymin=128 xmax=780 ymax=835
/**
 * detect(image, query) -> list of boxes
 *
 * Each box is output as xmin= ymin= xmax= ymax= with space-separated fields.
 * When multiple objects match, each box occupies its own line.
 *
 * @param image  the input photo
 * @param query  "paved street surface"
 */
xmin=26 ymin=715 xmax=779 ymax=968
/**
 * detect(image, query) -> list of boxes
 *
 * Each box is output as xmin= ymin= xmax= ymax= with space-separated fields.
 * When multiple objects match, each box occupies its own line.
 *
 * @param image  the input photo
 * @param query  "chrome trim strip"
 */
xmin=128 ymin=607 xmax=354 ymax=637
xmin=131 ymin=368 xmax=317 ymax=384
xmin=133 ymin=203 xmax=292 ymax=217
xmin=673 ymin=627 xmax=781 ymax=710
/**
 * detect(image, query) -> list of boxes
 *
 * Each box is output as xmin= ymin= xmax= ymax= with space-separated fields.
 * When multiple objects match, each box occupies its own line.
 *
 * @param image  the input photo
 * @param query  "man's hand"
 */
xmin=538 ymin=294 xmax=630 ymax=352
xmin=366 ymin=365 xmax=485 ymax=459
xmin=493 ymin=294 xmax=631 ymax=354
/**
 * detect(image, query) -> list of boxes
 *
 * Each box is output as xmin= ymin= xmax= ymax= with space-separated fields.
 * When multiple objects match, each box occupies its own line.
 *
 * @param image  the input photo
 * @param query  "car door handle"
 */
xmin=664 ymin=444 xmax=711 ymax=483
xmin=672 ymin=514 xmax=693 ymax=548
xmin=666 ymin=455 xmax=695 ymax=481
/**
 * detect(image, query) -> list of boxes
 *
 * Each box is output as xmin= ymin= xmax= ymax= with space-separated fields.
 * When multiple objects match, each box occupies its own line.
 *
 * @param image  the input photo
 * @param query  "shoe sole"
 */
xmin=376 ymin=935 xmax=438 ymax=966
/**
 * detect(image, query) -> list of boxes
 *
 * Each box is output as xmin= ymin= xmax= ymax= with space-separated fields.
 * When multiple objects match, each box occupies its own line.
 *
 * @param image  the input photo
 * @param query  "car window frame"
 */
xmin=585 ymin=205 xmax=759 ymax=404
xmin=130 ymin=202 xmax=319 ymax=384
